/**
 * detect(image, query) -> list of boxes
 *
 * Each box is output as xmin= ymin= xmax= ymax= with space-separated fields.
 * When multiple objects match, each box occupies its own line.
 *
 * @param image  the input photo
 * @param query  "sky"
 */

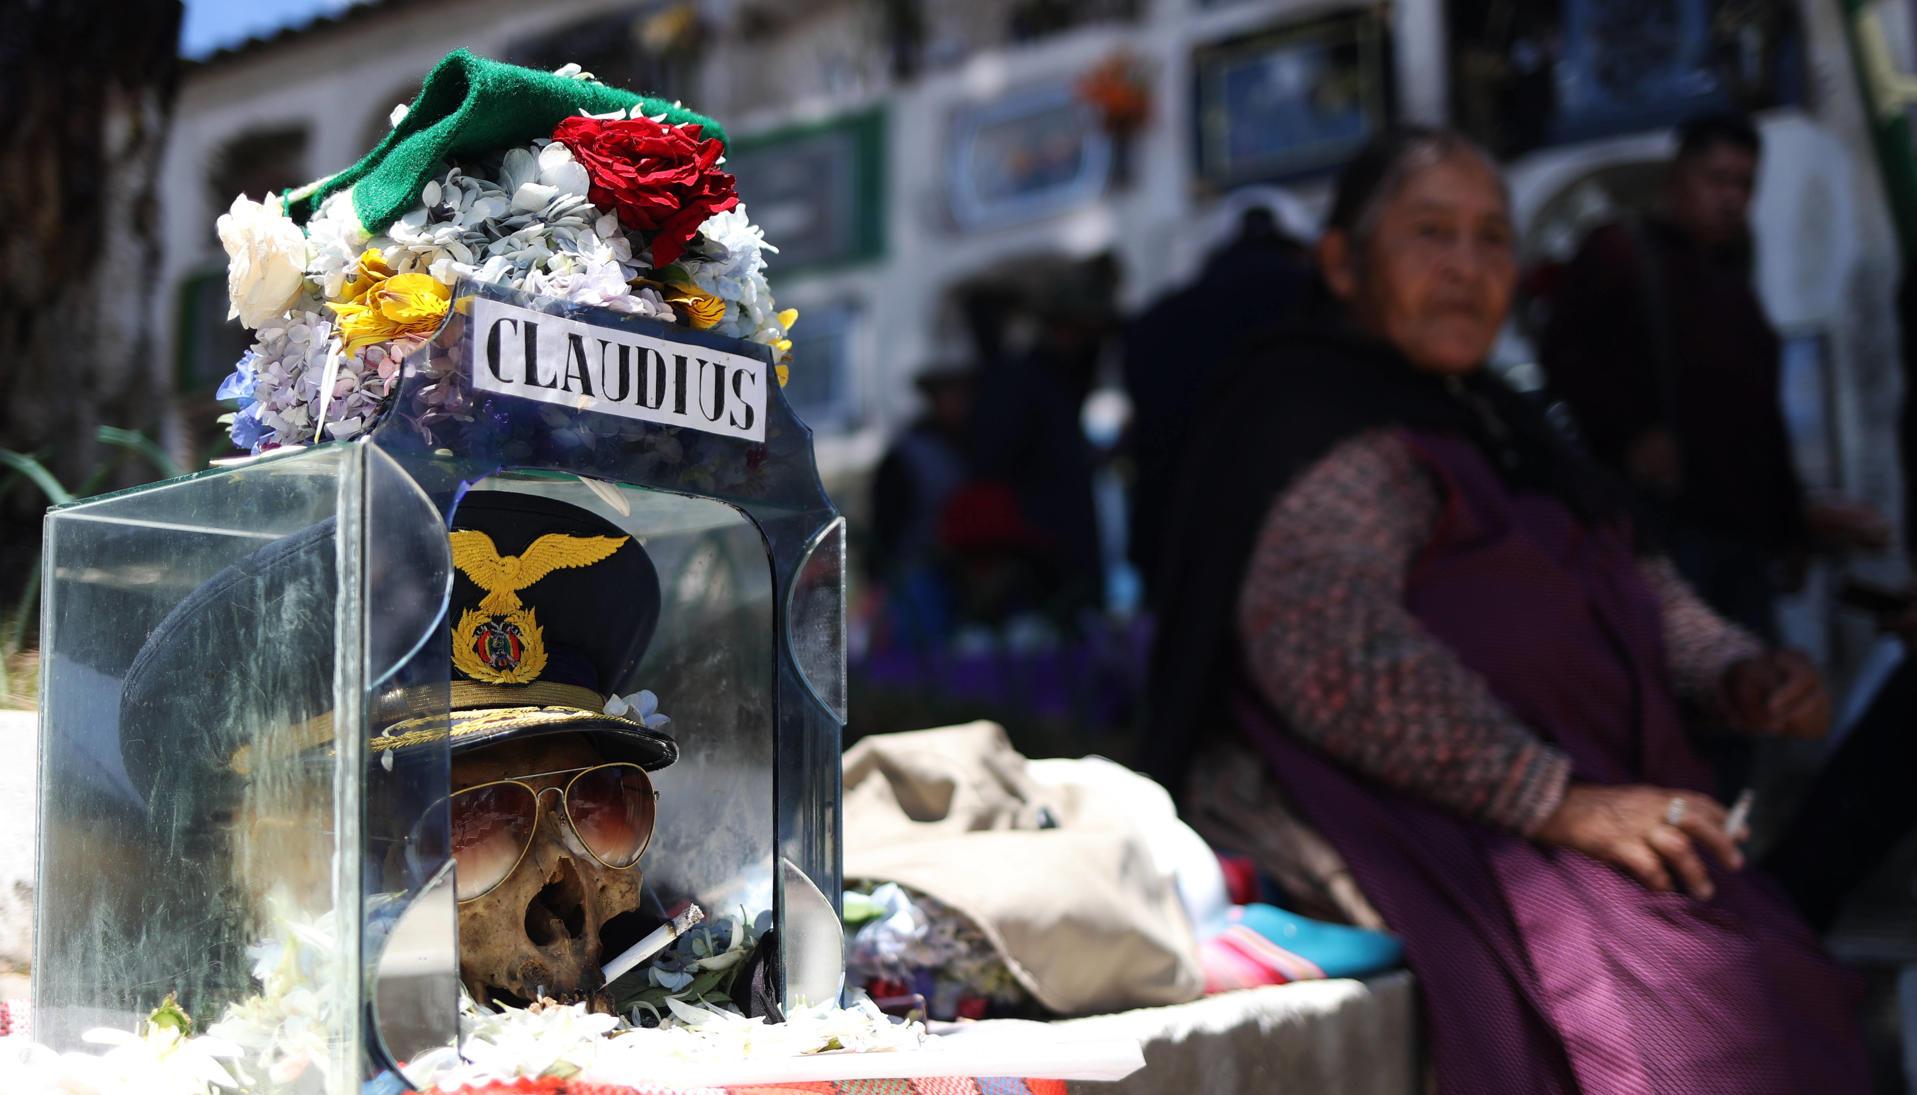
xmin=178 ymin=0 xmax=373 ymax=60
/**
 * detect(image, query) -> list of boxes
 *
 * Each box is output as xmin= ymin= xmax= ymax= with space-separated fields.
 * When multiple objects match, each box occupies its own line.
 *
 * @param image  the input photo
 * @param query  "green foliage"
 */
xmin=144 ymin=992 xmax=194 ymax=1037
xmin=0 ymin=449 xmax=72 ymax=507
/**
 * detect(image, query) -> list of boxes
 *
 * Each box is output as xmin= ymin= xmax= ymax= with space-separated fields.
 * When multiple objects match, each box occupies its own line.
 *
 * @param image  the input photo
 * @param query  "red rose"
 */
xmin=552 ymin=115 xmax=740 ymax=268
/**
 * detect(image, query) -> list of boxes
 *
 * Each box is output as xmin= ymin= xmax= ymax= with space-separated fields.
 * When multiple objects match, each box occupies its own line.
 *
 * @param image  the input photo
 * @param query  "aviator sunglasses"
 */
xmin=447 ymin=762 xmax=659 ymax=902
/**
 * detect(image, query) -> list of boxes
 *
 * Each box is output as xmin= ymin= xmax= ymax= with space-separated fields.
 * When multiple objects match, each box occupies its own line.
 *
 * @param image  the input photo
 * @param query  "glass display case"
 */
xmin=33 ymin=282 xmax=846 ymax=1091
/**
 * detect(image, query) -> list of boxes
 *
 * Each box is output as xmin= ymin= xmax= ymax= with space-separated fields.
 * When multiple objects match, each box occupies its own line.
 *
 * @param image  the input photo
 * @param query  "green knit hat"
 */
xmin=283 ymin=49 xmax=729 ymax=235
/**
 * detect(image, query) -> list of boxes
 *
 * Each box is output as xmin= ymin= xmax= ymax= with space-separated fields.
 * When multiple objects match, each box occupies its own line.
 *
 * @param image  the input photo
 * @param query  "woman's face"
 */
xmin=1321 ymin=154 xmax=1517 ymax=375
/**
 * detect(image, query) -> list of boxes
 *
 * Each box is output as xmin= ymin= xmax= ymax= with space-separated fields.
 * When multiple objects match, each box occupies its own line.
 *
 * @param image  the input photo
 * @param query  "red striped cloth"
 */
xmin=0 ymin=1001 xmax=1067 ymax=1095
xmin=429 ymin=1079 xmax=1069 ymax=1095
xmin=0 ymin=999 xmax=24 ymax=1039
xmin=1198 ymin=923 xmax=1328 ymax=993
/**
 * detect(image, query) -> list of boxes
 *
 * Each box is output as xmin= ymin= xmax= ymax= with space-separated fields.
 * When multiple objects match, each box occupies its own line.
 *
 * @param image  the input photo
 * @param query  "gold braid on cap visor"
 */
xmin=228 ymin=681 xmax=618 ymax=775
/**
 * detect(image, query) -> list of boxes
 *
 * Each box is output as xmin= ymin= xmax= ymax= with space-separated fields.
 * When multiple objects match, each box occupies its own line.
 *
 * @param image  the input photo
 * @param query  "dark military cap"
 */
xmin=372 ymin=490 xmax=677 ymax=770
xmin=121 ymin=490 xmax=677 ymax=787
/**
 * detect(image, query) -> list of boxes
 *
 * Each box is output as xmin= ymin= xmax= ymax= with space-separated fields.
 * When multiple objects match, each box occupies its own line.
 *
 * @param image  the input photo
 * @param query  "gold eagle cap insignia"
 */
xmin=447 ymin=529 xmax=627 ymax=685
xmin=449 ymin=530 xmax=629 ymax=615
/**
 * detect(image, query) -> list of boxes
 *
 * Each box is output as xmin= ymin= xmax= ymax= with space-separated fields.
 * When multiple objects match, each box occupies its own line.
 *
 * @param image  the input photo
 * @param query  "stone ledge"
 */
xmin=966 ymin=974 xmax=1419 ymax=1094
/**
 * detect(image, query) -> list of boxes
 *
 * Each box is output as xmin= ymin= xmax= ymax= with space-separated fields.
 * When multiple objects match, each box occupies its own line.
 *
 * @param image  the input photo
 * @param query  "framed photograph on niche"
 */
xmin=1448 ymin=0 xmax=1806 ymax=157
xmin=945 ymin=80 xmax=1113 ymax=232
xmin=779 ymin=299 xmax=863 ymax=434
xmin=1192 ymin=12 xmax=1392 ymax=188
xmin=175 ymin=265 xmax=253 ymax=396
xmin=726 ymin=109 xmax=887 ymax=275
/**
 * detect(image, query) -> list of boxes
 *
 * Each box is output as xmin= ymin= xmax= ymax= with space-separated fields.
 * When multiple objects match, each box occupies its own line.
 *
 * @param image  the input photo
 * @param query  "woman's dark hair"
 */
xmin=1324 ymin=126 xmax=1504 ymax=243
xmin=1676 ymin=112 xmax=1762 ymax=162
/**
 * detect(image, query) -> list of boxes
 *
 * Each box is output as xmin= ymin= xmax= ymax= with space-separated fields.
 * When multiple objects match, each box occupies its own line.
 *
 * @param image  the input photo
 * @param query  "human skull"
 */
xmin=453 ymin=736 xmax=645 ymax=1011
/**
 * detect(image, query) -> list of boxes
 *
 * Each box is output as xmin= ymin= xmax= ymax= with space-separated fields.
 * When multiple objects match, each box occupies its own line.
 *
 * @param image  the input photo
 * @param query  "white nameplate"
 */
xmin=470 ymin=295 xmax=768 ymax=443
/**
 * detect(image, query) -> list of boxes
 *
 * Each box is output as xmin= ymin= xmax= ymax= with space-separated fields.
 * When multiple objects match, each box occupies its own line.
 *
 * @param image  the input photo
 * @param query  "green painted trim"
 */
xmin=1839 ymin=0 xmax=1917 ymax=256
xmin=729 ymin=106 xmax=888 ymax=279
xmin=852 ymin=107 xmax=886 ymax=267
xmin=172 ymin=264 xmax=225 ymax=394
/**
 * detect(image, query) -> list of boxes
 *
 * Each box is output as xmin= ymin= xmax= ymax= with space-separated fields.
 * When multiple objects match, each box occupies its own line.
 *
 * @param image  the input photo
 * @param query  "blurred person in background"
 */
xmin=1761 ymin=271 xmax=1917 ymax=935
xmin=1122 ymin=203 xmax=1314 ymax=596
xmin=1541 ymin=114 xmax=1887 ymax=641
xmin=1148 ymin=127 xmax=1869 ymax=1093
xmin=867 ymin=363 xmax=979 ymax=653
xmin=969 ymin=272 xmax=1112 ymax=620
xmin=1763 ymin=600 xmax=1917 ymax=934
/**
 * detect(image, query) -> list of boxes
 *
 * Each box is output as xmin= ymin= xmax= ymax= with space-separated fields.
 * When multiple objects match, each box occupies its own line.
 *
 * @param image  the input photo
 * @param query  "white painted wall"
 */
xmin=157 ymin=0 xmax=1907 ymax=533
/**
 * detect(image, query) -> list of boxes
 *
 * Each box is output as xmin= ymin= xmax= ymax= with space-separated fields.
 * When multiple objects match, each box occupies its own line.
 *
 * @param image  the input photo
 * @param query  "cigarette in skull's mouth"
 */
xmin=603 ymin=903 xmax=705 ymax=983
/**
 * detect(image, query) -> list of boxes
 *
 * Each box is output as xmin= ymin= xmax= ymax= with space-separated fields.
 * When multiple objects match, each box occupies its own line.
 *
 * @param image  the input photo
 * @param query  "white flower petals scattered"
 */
xmin=3 ymin=1024 xmax=244 ymax=1095
xmin=403 ymin=993 xmax=926 ymax=1091
xmin=10 ymin=893 xmax=923 ymax=1093
xmin=604 ymin=688 xmax=671 ymax=729
xmin=6 ymin=891 xmax=343 ymax=1094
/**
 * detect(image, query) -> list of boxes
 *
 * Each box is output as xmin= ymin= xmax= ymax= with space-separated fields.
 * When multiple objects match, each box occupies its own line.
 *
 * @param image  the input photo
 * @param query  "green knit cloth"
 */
xmin=284 ymin=49 xmax=728 ymax=234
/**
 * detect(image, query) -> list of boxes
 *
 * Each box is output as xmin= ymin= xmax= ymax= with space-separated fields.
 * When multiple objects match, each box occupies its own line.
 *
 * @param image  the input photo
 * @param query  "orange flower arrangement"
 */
xmin=1077 ymin=53 xmax=1152 ymax=136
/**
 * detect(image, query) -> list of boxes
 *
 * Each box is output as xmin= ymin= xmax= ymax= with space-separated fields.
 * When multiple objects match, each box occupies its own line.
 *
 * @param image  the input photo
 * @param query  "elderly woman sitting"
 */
xmin=1147 ymin=129 xmax=1869 ymax=1093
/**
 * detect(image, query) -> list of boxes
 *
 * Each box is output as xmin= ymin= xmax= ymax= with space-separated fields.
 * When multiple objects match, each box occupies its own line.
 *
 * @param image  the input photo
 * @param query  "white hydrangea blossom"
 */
xmin=678 ymin=204 xmax=786 ymax=345
xmin=312 ymin=139 xmax=671 ymax=323
xmin=243 ymin=308 xmax=335 ymax=443
xmin=302 ymin=191 xmax=371 ymax=300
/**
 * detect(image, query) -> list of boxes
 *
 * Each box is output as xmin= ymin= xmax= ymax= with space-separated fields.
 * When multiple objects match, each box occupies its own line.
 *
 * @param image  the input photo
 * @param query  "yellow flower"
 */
xmin=335 ymin=249 xmax=397 ymax=305
xmin=665 ymin=283 xmax=726 ymax=330
xmin=330 ymin=266 xmax=451 ymax=352
xmin=772 ymin=308 xmax=797 ymax=385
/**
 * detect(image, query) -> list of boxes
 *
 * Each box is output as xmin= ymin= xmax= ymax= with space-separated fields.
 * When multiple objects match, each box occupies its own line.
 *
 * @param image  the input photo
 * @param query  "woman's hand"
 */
xmin=1533 ymin=784 xmax=1745 ymax=899
xmin=1805 ymin=500 xmax=1892 ymax=554
xmin=1722 ymin=651 xmax=1830 ymax=739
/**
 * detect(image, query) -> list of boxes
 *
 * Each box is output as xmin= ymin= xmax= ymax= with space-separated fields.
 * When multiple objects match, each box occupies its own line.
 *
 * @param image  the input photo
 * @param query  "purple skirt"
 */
xmin=1246 ymin=700 xmax=1868 ymax=1094
xmin=1236 ymin=430 xmax=1870 ymax=1093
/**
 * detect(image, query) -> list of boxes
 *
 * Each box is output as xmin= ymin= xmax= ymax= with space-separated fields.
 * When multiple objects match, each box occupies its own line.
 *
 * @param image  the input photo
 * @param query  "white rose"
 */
xmin=218 ymin=194 xmax=309 ymax=329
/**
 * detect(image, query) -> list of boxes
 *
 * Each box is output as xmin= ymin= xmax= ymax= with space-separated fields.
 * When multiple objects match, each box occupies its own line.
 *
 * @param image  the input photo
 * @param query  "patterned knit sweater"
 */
xmin=1236 ymin=429 xmax=1762 ymax=836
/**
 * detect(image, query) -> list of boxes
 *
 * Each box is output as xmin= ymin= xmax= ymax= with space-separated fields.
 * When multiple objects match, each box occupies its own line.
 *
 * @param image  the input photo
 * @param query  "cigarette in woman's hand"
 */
xmin=1725 ymin=790 xmax=1755 ymax=841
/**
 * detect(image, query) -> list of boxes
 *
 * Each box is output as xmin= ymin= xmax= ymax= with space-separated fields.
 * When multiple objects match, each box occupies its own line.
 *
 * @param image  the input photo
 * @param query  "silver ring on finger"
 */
xmin=1663 ymin=796 xmax=1687 ymax=827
